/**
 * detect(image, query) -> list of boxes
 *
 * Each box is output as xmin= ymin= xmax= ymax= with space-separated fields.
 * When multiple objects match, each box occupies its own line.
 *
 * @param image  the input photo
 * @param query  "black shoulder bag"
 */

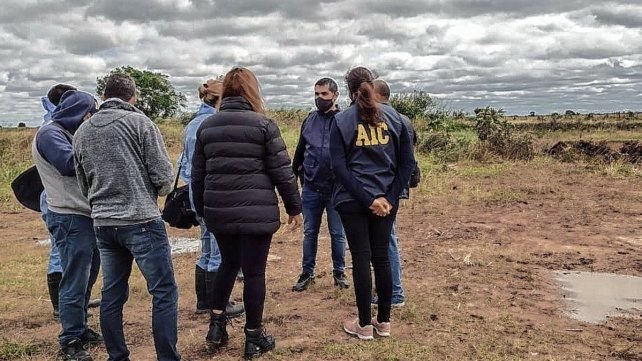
xmin=161 ymin=152 xmax=199 ymax=229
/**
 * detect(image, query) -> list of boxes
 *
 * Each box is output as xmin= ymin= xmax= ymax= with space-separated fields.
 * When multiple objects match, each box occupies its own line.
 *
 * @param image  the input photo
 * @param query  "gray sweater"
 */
xmin=73 ymin=98 xmax=174 ymax=226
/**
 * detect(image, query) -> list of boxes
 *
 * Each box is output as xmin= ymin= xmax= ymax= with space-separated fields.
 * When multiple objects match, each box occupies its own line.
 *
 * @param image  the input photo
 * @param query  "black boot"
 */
xmin=195 ymin=266 xmax=208 ymax=313
xmin=244 ymin=327 xmax=275 ymax=359
xmin=47 ymin=272 xmax=62 ymax=318
xmin=206 ymin=312 xmax=228 ymax=351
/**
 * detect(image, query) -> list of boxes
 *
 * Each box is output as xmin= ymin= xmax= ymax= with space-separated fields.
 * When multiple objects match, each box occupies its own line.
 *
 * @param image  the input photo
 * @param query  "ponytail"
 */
xmin=355 ymin=81 xmax=382 ymax=126
xmin=345 ymin=66 xmax=382 ymax=126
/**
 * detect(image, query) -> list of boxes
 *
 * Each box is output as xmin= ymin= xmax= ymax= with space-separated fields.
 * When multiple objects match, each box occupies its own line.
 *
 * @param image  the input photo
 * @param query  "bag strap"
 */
xmin=173 ymin=151 xmax=185 ymax=191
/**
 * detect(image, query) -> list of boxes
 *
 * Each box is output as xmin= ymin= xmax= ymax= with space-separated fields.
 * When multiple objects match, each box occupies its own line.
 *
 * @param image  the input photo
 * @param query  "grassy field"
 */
xmin=0 ymin=111 xmax=640 ymax=360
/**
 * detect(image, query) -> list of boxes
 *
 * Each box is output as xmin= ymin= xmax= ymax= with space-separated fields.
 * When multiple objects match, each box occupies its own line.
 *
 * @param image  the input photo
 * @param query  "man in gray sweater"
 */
xmin=73 ymin=74 xmax=180 ymax=361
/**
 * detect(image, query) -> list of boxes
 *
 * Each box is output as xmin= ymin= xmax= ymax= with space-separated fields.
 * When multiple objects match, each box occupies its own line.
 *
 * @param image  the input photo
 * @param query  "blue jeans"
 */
xmin=195 ymin=216 xmax=222 ymax=272
xmin=40 ymin=192 xmax=62 ymax=274
xmin=95 ymin=218 xmax=180 ymax=361
xmin=46 ymin=211 xmax=100 ymax=346
xmin=301 ymin=185 xmax=347 ymax=274
xmin=389 ymin=222 xmax=405 ymax=303
xmin=188 ymin=184 xmax=221 ymax=272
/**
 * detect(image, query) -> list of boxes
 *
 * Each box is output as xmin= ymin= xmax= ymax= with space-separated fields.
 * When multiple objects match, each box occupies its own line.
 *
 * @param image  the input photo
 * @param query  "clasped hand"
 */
xmin=369 ymin=197 xmax=392 ymax=217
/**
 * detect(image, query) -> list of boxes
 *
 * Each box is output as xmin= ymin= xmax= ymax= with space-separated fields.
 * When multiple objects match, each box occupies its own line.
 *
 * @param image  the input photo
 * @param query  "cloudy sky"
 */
xmin=1 ymin=0 xmax=641 ymax=124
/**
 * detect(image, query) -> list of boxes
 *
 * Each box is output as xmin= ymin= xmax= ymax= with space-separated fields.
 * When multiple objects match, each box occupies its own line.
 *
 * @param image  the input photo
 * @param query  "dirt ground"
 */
xmin=0 ymin=159 xmax=640 ymax=361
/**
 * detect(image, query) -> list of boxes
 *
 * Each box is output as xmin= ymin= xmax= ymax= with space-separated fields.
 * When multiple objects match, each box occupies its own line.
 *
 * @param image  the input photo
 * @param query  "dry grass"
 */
xmin=0 ymin=119 xmax=641 ymax=360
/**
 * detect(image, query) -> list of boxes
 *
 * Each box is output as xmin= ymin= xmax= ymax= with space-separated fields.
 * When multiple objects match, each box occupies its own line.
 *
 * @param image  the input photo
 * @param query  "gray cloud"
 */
xmin=0 ymin=0 xmax=641 ymax=125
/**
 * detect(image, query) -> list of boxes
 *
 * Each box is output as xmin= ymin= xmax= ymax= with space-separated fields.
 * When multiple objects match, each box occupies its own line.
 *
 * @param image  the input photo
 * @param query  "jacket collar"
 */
xmin=219 ymin=96 xmax=253 ymax=112
xmin=100 ymin=98 xmax=145 ymax=115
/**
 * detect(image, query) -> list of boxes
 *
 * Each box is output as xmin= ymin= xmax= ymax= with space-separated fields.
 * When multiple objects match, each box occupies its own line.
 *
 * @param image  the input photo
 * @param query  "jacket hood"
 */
xmin=51 ymin=90 xmax=97 ymax=134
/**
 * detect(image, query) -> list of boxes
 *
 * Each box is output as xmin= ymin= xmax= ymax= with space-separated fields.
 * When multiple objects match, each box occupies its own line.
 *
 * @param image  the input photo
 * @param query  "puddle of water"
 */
xmin=554 ymin=271 xmax=642 ymax=324
xmin=36 ymin=237 xmax=201 ymax=255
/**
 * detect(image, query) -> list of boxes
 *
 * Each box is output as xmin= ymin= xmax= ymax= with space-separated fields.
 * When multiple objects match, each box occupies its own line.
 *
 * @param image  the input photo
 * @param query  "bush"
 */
xmin=473 ymin=106 xmax=534 ymax=160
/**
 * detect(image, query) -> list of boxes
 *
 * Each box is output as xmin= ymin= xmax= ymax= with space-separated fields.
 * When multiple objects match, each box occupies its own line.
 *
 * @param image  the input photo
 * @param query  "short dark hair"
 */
xmin=103 ymin=74 xmax=137 ymax=102
xmin=373 ymin=79 xmax=390 ymax=101
xmin=47 ymin=84 xmax=77 ymax=106
xmin=315 ymin=77 xmax=338 ymax=93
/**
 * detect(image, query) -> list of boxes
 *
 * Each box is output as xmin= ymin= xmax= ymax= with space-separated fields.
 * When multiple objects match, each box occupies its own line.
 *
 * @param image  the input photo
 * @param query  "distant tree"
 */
xmin=389 ymin=91 xmax=436 ymax=120
xmin=529 ymin=111 xmax=536 ymax=116
xmin=565 ymin=110 xmax=576 ymax=116
xmin=97 ymin=66 xmax=186 ymax=120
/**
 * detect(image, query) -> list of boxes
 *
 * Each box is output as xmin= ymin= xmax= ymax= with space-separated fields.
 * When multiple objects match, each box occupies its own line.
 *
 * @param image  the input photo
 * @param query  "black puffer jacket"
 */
xmin=191 ymin=96 xmax=302 ymax=235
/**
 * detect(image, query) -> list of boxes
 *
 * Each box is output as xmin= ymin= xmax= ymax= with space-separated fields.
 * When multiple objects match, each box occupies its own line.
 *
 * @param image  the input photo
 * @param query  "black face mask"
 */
xmin=315 ymin=97 xmax=335 ymax=113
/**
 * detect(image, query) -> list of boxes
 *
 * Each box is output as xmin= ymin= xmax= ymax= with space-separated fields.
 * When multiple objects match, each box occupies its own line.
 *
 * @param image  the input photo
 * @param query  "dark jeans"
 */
xmin=301 ymin=185 xmax=346 ymax=274
xmin=210 ymin=234 xmax=272 ymax=330
xmin=95 ymin=218 xmax=180 ymax=361
xmin=46 ymin=211 xmax=100 ymax=346
xmin=337 ymin=202 xmax=397 ymax=326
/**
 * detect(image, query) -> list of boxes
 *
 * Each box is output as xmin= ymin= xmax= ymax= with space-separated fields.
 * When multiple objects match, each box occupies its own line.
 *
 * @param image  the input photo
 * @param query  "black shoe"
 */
xmin=333 ymin=271 xmax=350 ymax=289
xmin=47 ymin=272 xmax=62 ymax=318
xmin=195 ymin=266 xmax=208 ymax=313
xmin=291 ymin=272 xmax=314 ymax=292
xmin=225 ymin=301 xmax=245 ymax=318
xmin=244 ymin=327 xmax=275 ymax=359
xmin=81 ymin=328 xmax=103 ymax=346
xmin=60 ymin=339 xmax=92 ymax=361
xmin=206 ymin=312 xmax=228 ymax=351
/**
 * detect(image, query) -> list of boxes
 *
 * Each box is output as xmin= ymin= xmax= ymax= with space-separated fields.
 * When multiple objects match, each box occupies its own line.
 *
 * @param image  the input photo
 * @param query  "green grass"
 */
xmin=0 ymin=340 xmax=43 ymax=360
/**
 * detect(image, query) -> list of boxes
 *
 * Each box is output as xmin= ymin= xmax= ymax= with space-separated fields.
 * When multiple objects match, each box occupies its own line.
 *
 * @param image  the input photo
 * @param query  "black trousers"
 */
xmin=337 ymin=201 xmax=397 ymax=326
xmin=210 ymin=233 xmax=272 ymax=330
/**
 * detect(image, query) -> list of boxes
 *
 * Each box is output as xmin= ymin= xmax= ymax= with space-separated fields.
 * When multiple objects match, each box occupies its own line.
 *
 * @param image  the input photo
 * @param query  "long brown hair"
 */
xmin=221 ymin=67 xmax=265 ymax=114
xmin=345 ymin=66 xmax=382 ymax=126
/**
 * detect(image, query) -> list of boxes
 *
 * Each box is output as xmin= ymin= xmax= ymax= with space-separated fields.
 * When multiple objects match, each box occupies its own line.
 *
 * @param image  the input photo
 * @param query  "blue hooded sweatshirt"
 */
xmin=36 ymin=90 xmax=97 ymax=176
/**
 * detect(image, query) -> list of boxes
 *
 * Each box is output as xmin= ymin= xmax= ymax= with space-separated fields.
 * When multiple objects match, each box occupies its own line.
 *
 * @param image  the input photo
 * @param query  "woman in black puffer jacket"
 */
xmin=191 ymin=67 xmax=302 ymax=359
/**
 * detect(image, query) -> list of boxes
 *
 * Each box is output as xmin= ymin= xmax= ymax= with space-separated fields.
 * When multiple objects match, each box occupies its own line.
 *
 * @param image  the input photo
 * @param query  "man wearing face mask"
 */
xmin=292 ymin=78 xmax=349 ymax=292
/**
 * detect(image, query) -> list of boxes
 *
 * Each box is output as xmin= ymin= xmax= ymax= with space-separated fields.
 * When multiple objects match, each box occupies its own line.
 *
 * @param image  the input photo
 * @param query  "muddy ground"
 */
xmin=0 ymin=159 xmax=640 ymax=361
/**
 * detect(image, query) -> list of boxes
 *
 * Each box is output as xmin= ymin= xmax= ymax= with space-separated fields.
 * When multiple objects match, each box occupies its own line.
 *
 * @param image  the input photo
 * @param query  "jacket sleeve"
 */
xmin=72 ymin=144 xmax=89 ymax=198
xmin=291 ymin=118 xmax=307 ymax=185
xmin=386 ymin=120 xmax=416 ymax=204
xmin=36 ymin=128 xmax=75 ymax=177
xmin=143 ymin=122 xmax=174 ymax=197
xmin=329 ymin=121 xmax=376 ymax=208
xmin=191 ymin=132 xmax=206 ymax=218
xmin=264 ymin=120 xmax=302 ymax=216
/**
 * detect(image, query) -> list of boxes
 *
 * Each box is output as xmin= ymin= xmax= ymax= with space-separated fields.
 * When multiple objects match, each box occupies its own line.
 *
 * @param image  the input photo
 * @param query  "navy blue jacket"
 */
xmin=330 ymin=103 xmax=415 ymax=209
xmin=36 ymin=91 xmax=96 ymax=176
xmin=292 ymin=108 xmax=339 ymax=194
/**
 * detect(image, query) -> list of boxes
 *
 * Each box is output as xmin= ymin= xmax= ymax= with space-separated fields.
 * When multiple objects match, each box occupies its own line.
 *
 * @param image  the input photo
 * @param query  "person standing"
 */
xmin=33 ymin=90 xmax=102 ymax=360
xmin=291 ymin=77 xmax=348 ymax=292
xmin=179 ymin=79 xmax=244 ymax=317
xmin=191 ymin=67 xmax=302 ymax=359
xmin=40 ymin=84 xmax=76 ymax=318
xmin=330 ymin=67 xmax=414 ymax=340
xmin=371 ymin=79 xmax=418 ymax=308
xmin=73 ymin=74 xmax=180 ymax=361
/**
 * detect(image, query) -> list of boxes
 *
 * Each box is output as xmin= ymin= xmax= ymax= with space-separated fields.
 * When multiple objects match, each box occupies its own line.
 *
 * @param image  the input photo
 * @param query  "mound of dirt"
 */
xmin=547 ymin=140 xmax=622 ymax=162
xmin=621 ymin=141 xmax=642 ymax=163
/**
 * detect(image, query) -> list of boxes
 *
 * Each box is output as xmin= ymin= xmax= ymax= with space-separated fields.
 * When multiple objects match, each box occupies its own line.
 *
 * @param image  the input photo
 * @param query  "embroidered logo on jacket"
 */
xmin=356 ymin=123 xmax=390 ymax=146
